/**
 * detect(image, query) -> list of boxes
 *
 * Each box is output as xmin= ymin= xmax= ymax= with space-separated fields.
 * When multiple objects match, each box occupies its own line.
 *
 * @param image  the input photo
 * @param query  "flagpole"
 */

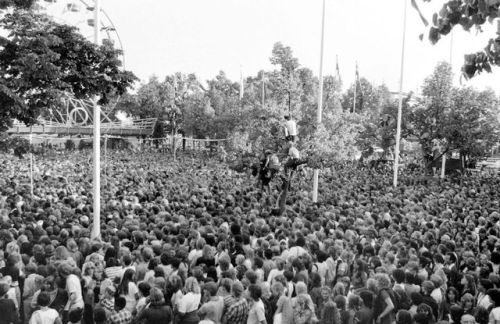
xmin=312 ymin=0 xmax=326 ymax=203
xmin=91 ymin=0 xmax=101 ymax=240
xmin=393 ymin=0 xmax=408 ymax=187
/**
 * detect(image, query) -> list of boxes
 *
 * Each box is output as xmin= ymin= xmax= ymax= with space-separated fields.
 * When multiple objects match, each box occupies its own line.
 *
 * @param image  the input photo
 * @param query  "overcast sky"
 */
xmin=45 ymin=0 xmax=500 ymax=93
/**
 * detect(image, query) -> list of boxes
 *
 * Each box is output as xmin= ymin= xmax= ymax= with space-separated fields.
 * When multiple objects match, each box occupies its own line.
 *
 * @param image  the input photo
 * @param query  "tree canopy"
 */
xmin=0 ymin=9 xmax=136 ymax=131
xmin=418 ymin=0 xmax=500 ymax=78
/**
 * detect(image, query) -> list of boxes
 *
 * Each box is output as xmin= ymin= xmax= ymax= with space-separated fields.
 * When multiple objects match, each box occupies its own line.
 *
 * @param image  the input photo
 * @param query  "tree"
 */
xmin=0 ymin=10 xmax=136 ymax=131
xmin=444 ymin=87 xmax=500 ymax=160
xmin=342 ymin=78 xmax=391 ymax=115
xmin=0 ymin=0 xmax=35 ymax=9
xmin=303 ymin=111 xmax=365 ymax=167
xmin=268 ymin=42 xmax=303 ymax=117
xmin=357 ymin=94 xmax=412 ymax=158
xmin=407 ymin=61 xmax=453 ymax=159
xmin=416 ymin=0 xmax=500 ymax=78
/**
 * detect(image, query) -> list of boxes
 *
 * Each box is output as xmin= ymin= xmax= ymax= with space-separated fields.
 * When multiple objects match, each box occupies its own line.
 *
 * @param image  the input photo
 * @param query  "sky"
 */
xmin=44 ymin=0 xmax=500 ymax=94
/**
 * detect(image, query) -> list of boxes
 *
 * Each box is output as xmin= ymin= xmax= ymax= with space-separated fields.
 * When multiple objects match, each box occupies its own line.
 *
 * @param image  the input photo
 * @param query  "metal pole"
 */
xmin=312 ymin=0 xmax=326 ymax=203
xmin=441 ymin=152 xmax=446 ymax=178
xmin=393 ymin=0 xmax=408 ymax=187
xmin=91 ymin=0 xmax=101 ymax=240
xmin=29 ymin=131 xmax=34 ymax=198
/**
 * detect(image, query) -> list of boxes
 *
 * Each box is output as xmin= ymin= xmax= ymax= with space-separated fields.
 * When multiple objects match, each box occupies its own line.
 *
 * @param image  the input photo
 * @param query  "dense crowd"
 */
xmin=0 ymin=148 xmax=499 ymax=324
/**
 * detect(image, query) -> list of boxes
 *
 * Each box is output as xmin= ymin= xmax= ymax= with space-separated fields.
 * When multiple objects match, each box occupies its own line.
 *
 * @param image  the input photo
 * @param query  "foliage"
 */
xmin=406 ymin=61 xmax=453 ymax=158
xmin=303 ymin=111 xmax=365 ymax=168
xmin=0 ymin=0 xmax=34 ymax=10
xmin=418 ymin=0 xmax=500 ymax=79
xmin=0 ymin=10 xmax=136 ymax=131
xmin=444 ymin=87 xmax=500 ymax=158
xmin=64 ymin=139 xmax=75 ymax=151
xmin=357 ymin=95 xmax=412 ymax=157
xmin=342 ymin=79 xmax=392 ymax=114
xmin=106 ymin=137 xmax=131 ymax=150
xmin=0 ymin=136 xmax=31 ymax=158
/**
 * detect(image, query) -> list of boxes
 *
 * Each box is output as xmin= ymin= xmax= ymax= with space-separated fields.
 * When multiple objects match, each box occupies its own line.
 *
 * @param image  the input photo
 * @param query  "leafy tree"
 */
xmin=268 ymin=42 xmax=303 ymax=117
xmin=0 ymin=0 xmax=35 ymax=9
xmin=407 ymin=61 xmax=453 ymax=159
xmin=303 ymin=111 xmax=365 ymax=167
xmin=342 ymin=78 xmax=391 ymax=115
xmin=0 ymin=10 xmax=136 ymax=131
xmin=357 ymin=94 xmax=412 ymax=158
xmin=444 ymin=87 xmax=500 ymax=160
xmin=417 ymin=0 xmax=500 ymax=78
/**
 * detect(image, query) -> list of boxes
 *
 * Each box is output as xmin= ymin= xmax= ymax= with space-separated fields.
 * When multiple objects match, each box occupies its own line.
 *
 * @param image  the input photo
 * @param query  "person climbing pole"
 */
xmin=284 ymin=115 xmax=297 ymax=142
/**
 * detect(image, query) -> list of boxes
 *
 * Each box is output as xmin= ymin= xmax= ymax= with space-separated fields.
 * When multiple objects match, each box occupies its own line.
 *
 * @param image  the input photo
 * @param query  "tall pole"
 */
xmin=312 ymin=0 xmax=326 ymax=203
xmin=393 ymin=0 xmax=407 ymax=187
xmin=91 ymin=0 xmax=101 ymax=240
xmin=29 ymin=131 xmax=34 ymax=198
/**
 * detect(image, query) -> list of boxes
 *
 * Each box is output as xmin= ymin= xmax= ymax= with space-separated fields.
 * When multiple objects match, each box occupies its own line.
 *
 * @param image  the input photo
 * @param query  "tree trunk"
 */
xmin=278 ymin=178 xmax=289 ymax=215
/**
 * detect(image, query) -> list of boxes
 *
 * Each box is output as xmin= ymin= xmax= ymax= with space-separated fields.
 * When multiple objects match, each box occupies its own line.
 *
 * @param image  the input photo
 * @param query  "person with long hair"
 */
xmin=351 ymin=259 xmax=369 ymax=291
xmin=30 ymin=275 xmax=69 ymax=315
xmin=177 ymin=277 xmax=201 ymax=324
xmin=460 ymin=293 xmax=475 ymax=316
xmin=118 ymin=268 xmax=139 ymax=314
xmin=443 ymin=286 xmax=460 ymax=320
xmin=460 ymin=274 xmax=477 ymax=299
xmin=272 ymin=281 xmax=293 ymax=324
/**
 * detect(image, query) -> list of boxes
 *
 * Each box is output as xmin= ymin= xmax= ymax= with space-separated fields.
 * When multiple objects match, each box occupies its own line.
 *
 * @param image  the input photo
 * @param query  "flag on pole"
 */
xmin=355 ymin=62 xmax=364 ymax=111
xmin=335 ymin=55 xmax=341 ymax=84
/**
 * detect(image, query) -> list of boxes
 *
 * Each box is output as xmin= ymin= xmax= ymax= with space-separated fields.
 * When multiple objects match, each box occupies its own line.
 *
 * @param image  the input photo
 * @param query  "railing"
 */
xmin=11 ymin=118 xmax=157 ymax=130
xmin=8 ymin=118 xmax=157 ymax=135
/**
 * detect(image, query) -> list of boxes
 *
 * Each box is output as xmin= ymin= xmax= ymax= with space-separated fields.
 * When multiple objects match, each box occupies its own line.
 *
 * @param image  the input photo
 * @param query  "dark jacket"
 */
xmin=0 ymin=298 xmax=19 ymax=324
xmin=134 ymin=304 xmax=173 ymax=324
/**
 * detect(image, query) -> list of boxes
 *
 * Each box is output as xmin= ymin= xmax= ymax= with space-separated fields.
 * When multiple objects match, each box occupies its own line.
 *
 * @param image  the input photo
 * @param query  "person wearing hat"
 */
xmin=133 ymin=288 xmax=173 ymax=324
xmin=0 ymin=282 xmax=19 ymax=324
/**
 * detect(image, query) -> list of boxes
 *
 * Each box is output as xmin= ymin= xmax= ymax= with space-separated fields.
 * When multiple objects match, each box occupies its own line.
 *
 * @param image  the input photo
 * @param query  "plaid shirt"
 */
xmin=109 ymin=309 xmax=132 ymax=324
xmin=100 ymin=297 xmax=114 ymax=313
xmin=225 ymin=297 xmax=249 ymax=324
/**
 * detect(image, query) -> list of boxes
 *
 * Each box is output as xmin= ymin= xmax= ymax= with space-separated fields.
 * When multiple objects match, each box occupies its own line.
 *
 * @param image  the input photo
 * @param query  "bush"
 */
xmin=78 ymin=140 xmax=93 ymax=150
xmin=0 ymin=136 xmax=31 ymax=158
xmin=107 ymin=137 xmax=131 ymax=150
xmin=65 ymin=139 xmax=76 ymax=151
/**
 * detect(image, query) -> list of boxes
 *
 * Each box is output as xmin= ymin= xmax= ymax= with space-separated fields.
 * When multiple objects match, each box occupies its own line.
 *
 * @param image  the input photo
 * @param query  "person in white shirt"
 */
xmin=284 ymin=142 xmax=307 ymax=181
xmin=29 ymin=292 xmax=62 ymax=324
xmin=284 ymin=115 xmax=297 ymax=141
xmin=58 ymin=263 xmax=84 ymax=313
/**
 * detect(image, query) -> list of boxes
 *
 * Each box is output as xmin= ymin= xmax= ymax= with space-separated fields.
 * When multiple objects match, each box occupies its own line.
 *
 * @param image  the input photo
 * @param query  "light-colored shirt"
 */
xmin=288 ymin=147 xmax=300 ymax=159
xmin=66 ymin=274 xmax=84 ymax=311
xmin=29 ymin=307 xmax=60 ymax=324
xmin=285 ymin=120 xmax=297 ymax=136
xmin=247 ymin=299 xmax=266 ymax=324
xmin=178 ymin=292 xmax=201 ymax=313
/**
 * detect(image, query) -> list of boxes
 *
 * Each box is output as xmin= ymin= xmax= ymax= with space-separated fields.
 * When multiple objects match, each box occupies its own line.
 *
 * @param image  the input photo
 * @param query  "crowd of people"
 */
xmin=0 ymin=144 xmax=499 ymax=324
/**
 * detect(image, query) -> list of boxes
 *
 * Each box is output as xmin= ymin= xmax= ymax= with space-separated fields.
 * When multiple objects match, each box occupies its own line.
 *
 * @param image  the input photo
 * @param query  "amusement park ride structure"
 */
xmin=7 ymin=94 xmax=157 ymax=136
xmin=7 ymin=0 xmax=156 ymax=137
